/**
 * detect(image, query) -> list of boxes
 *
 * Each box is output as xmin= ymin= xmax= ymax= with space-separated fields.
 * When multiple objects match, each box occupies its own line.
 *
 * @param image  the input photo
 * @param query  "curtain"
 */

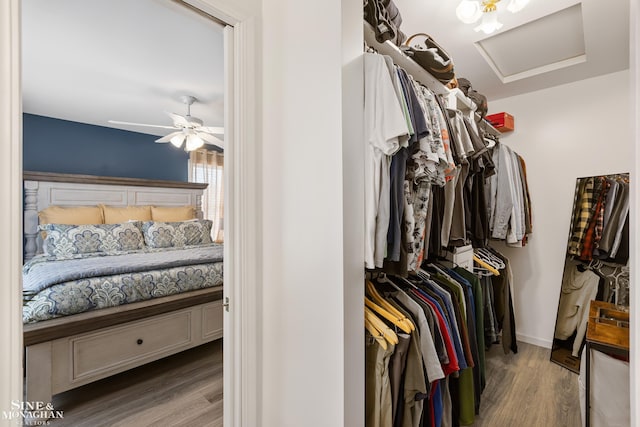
xmin=189 ymin=149 xmax=224 ymax=242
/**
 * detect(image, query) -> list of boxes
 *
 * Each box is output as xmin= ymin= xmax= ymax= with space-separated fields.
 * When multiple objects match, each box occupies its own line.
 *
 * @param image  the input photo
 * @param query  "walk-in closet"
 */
xmin=363 ymin=0 xmax=632 ymax=426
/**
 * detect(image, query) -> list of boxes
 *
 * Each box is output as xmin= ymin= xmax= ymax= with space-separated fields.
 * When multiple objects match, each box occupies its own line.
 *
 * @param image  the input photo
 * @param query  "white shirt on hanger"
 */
xmin=364 ymin=53 xmax=409 ymax=269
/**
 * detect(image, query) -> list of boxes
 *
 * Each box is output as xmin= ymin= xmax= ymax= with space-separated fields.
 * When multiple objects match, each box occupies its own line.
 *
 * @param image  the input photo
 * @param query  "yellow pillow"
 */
xmin=38 ymin=205 xmax=104 ymax=225
xmin=150 ymin=206 xmax=195 ymax=221
xmin=102 ymin=205 xmax=152 ymax=224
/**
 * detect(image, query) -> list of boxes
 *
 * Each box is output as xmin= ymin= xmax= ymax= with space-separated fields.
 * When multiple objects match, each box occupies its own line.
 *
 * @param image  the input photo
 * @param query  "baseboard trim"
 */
xmin=517 ymin=332 xmax=553 ymax=349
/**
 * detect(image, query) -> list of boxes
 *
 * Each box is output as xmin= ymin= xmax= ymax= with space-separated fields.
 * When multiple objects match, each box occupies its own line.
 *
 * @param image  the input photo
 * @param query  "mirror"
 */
xmin=550 ymin=173 xmax=630 ymax=373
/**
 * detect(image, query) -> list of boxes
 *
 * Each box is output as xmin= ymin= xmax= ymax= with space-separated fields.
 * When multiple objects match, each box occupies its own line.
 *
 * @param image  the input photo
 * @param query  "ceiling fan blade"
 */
xmin=166 ymin=112 xmax=191 ymax=127
xmin=197 ymin=132 xmax=225 ymax=148
xmin=198 ymin=126 xmax=225 ymax=135
xmin=108 ymin=120 xmax=178 ymax=130
xmin=155 ymin=131 xmax=183 ymax=143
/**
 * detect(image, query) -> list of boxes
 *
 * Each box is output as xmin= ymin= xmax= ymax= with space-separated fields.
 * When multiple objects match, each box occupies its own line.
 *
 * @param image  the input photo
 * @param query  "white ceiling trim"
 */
xmin=475 ymin=45 xmax=587 ymax=83
xmin=474 ymin=3 xmax=587 ymax=83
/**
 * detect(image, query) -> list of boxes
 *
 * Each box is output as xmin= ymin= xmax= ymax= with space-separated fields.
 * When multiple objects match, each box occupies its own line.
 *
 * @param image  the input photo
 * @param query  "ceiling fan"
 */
xmin=108 ymin=95 xmax=224 ymax=151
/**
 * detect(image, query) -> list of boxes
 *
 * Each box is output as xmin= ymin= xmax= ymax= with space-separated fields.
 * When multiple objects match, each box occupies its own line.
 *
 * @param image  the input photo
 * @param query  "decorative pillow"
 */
xmin=150 ymin=205 xmax=195 ymax=222
xmin=40 ymin=221 xmax=145 ymax=257
xmin=142 ymin=220 xmax=213 ymax=248
xmin=102 ymin=205 xmax=152 ymax=224
xmin=39 ymin=205 xmax=104 ymax=225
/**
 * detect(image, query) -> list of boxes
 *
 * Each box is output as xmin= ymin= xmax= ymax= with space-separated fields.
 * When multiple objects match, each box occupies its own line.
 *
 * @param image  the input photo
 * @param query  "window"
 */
xmin=189 ymin=149 xmax=224 ymax=242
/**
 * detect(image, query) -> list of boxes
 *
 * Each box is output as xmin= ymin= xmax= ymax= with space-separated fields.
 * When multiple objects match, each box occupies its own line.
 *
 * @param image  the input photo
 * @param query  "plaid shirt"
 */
xmin=593 ymin=179 xmax=610 ymax=248
xmin=579 ymin=177 xmax=609 ymax=260
xmin=568 ymin=177 xmax=600 ymax=256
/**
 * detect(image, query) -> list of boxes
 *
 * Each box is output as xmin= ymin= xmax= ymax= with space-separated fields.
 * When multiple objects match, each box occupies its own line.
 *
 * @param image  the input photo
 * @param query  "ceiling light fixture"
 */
xmin=456 ymin=0 xmax=529 ymax=35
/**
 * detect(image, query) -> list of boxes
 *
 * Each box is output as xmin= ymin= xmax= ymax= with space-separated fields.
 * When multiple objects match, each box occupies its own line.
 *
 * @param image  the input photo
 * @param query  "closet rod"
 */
xmin=363 ymin=21 xmax=501 ymax=136
xmin=363 ymin=21 xmax=450 ymax=96
xmin=478 ymin=119 xmax=501 ymax=137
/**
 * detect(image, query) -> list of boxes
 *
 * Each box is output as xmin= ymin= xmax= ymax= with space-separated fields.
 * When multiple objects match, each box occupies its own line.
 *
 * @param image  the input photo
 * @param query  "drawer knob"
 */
xmin=136 ymin=339 xmax=143 ymax=345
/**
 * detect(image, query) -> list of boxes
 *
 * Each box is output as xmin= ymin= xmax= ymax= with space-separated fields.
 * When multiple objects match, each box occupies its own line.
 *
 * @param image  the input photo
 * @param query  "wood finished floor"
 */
xmin=42 ymin=340 xmax=580 ymax=427
xmin=474 ymin=341 xmax=581 ymax=427
xmin=46 ymin=339 xmax=223 ymax=427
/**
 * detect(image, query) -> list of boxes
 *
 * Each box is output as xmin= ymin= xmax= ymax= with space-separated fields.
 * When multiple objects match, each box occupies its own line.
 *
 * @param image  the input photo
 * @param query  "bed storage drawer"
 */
xmin=50 ymin=304 xmax=210 ymax=392
xmin=71 ymin=310 xmax=192 ymax=380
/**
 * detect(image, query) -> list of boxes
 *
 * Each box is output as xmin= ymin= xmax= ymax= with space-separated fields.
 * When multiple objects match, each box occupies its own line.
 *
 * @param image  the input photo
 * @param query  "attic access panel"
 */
xmin=475 ymin=3 xmax=586 ymax=83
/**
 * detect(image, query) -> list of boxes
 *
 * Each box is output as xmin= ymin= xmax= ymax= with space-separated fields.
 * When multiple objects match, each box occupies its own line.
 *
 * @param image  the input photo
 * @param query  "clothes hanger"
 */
xmin=364 ymin=306 xmax=399 ymax=345
xmin=425 ymin=262 xmax=447 ymax=276
xmin=475 ymin=247 xmax=505 ymax=270
xmin=479 ymin=247 xmax=506 ymax=269
xmin=366 ymin=279 xmax=416 ymax=332
xmin=472 ymin=254 xmax=500 ymax=276
xmin=416 ymin=268 xmax=431 ymax=282
xmin=483 ymin=137 xmax=496 ymax=149
xmin=364 ymin=42 xmax=377 ymax=54
xmin=473 ymin=265 xmax=494 ymax=277
xmin=391 ymin=274 xmax=421 ymax=290
xmin=365 ymin=296 xmax=413 ymax=334
xmin=365 ymin=317 xmax=388 ymax=350
xmin=424 ymin=262 xmax=458 ymax=282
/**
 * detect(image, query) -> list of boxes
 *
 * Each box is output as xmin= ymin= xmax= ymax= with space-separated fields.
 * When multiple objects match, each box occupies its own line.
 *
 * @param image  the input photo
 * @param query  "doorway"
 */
xmin=1 ymin=1 xmax=262 ymax=426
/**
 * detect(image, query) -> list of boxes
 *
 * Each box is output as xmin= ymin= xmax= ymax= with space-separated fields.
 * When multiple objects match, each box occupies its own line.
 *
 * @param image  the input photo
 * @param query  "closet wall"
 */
xmin=261 ymin=0 xmax=364 ymax=426
xmin=489 ymin=69 xmax=632 ymax=347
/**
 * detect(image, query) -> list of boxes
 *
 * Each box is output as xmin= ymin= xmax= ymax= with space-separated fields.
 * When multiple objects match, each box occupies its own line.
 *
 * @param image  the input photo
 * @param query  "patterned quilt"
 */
xmin=23 ymin=244 xmax=224 ymax=324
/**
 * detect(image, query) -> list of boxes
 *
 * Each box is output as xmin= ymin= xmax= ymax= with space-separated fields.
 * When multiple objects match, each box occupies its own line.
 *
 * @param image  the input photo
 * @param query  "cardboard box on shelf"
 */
xmin=486 ymin=112 xmax=514 ymax=133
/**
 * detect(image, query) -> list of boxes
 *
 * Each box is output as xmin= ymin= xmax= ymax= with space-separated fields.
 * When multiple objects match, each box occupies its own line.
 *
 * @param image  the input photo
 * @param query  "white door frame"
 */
xmin=0 ymin=1 xmax=262 ymax=426
xmin=0 ymin=0 xmax=25 ymax=423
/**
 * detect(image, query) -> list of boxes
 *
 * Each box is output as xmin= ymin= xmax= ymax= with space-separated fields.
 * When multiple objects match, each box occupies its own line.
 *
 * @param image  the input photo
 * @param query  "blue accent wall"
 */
xmin=23 ymin=113 xmax=189 ymax=181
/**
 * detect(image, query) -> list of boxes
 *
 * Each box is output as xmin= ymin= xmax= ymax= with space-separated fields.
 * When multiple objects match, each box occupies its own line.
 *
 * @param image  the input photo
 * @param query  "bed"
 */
xmin=22 ymin=171 xmax=224 ymax=415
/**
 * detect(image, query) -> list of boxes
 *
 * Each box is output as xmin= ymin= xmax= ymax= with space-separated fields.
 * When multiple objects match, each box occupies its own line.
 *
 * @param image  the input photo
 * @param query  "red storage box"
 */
xmin=486 ymin=112 xmax=514 ymax=133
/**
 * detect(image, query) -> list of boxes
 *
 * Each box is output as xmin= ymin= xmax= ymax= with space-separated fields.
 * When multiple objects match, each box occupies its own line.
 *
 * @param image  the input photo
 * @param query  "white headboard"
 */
xmin=23 ymin=171 xmax=208 ymax=261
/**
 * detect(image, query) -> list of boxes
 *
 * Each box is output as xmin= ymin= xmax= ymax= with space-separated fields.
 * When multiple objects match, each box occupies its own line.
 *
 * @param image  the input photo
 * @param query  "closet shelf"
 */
xmin=364 ymin=21 xmax=449 ymax=96
xmin=478 ymin=118 xmax=501 ymax=137
xmin=364 ymin=21 xmax=501 ymax=137
xmin=447 ymin=88 xmax=475 ymax=112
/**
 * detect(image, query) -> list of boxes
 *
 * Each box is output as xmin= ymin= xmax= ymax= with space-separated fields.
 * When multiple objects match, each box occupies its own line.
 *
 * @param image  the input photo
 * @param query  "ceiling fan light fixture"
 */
xmin=474 ymin=9 xmax=503 ymax=34
xmin=170 ymin=133 xmax=185 ymax=148
xmin=456 ymin=0 xmax=482 ymax=24
xmin=457 ymin=0 xmax=527 ymax=34
xmin=109 ymin=94 xmax=224 ymax=150
xmin=185 ymin=134 xmax=205 ymax=151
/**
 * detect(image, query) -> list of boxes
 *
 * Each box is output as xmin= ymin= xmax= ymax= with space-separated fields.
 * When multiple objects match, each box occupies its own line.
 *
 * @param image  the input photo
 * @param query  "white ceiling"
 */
xmin=22 ymin=0 xmax=225 ymax=137
xmin=22 ymin=0 xmax=629 ymax=137
xmin=476 ymin=4 xmax=586 ymax=81
xmin=395 ymin=0 xmax=629 ymax=101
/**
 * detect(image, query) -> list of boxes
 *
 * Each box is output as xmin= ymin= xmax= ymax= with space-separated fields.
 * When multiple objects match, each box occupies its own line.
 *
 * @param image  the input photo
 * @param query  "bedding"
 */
xmin=23 ymin=243 xmax=224 ymax=324
xmin=102 ymin=204 xmax=152 ymax=223
xmin=150 ymin=205 xmax=196 ymax=221
xmin=38 ymin=205 xmax=104 ymax=225
xmin=141 ymin=219 xmax=213 ymax=248
xmin=40 ymin=221 xmax=146 ymax=257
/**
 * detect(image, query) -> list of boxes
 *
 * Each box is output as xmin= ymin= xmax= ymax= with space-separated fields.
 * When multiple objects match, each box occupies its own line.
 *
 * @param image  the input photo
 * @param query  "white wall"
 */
xmin=260 ymin=0 xmax=363 ymax=426
xmin=341 ymin=0 xmax=366 ymax=425
xmin=489 ymin=70 xmax=632 ymax=348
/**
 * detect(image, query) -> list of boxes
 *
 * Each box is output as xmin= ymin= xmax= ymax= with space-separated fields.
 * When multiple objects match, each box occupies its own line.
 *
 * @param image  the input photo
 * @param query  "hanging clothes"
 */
xmin=485 ymin=142 xmax=530 ymax=247
xmin=364 ymin=52 xmax=410 ymax=270
xmin=363 ymin=32 xmax=528 ymax=427
xmin=564 ymin=174 xmax=629 ymax=264
xmin=554 ymin=261 xmax=600 ymax=357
